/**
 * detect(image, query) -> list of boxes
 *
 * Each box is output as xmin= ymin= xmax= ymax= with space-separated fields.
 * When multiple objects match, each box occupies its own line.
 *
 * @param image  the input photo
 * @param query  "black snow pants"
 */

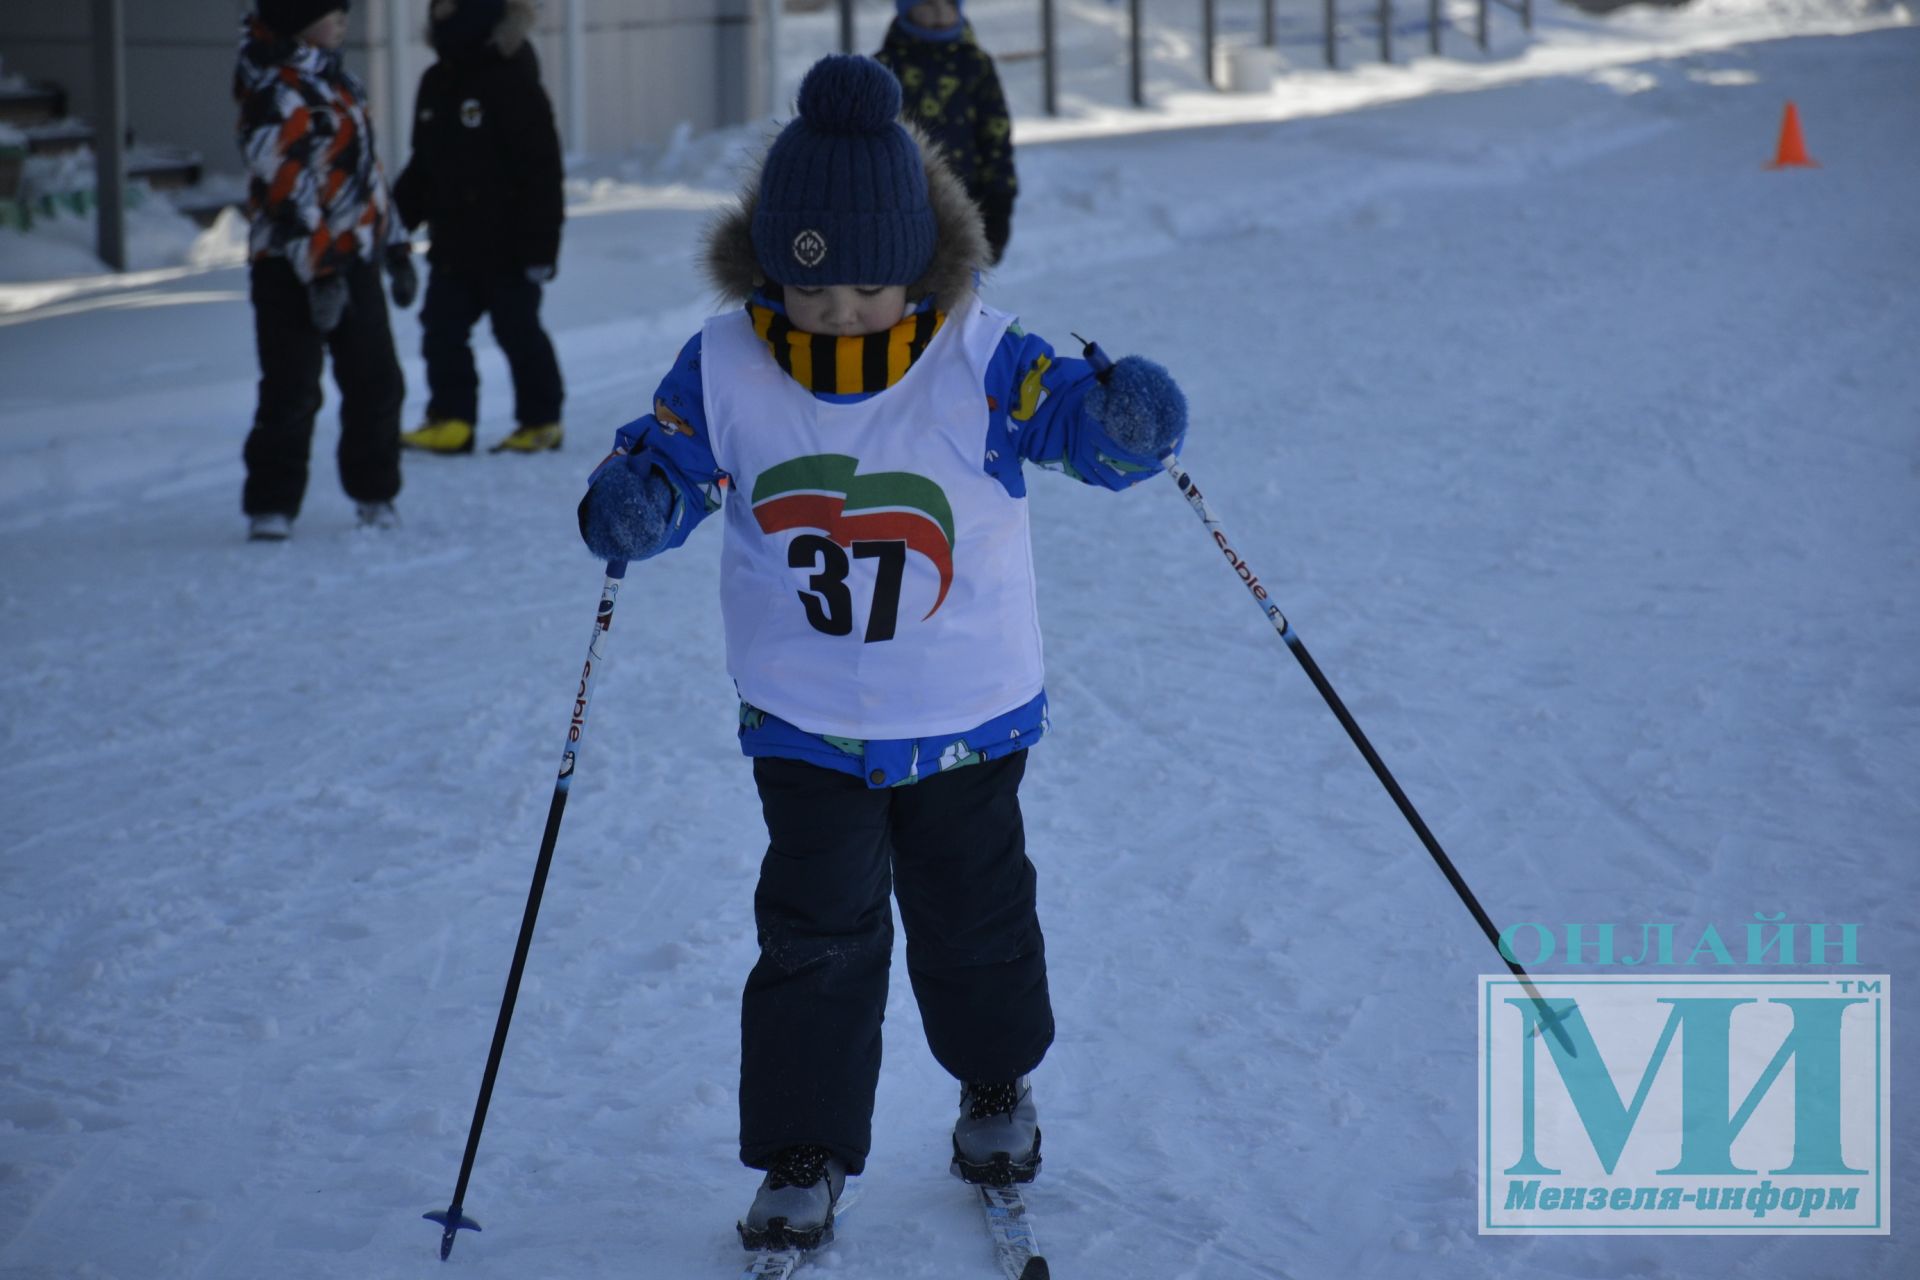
xmin=419 ymin=265 xmax=563 ymax=428
xmin=242 ymin=257 xmax=403 ymax=518
xmin=739 ymin=751 xmax=1054 ymax=1175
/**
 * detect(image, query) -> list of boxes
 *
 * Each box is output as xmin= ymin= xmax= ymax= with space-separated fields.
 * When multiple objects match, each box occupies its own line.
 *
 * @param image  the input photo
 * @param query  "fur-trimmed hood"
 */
xmin=702 ymin=121 xmax=988 ymax=307
xmin=428 ymin=0 xmax=536 ymax=57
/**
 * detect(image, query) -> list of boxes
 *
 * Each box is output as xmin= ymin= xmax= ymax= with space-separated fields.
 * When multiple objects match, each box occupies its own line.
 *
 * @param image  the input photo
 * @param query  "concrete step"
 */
xmin=128 ymin=146 xmax=202 ymax=191
xmin=0 ymin=83 xmax=67 ymax=128
xmin=22 ymin=118 xmax=94 ymax=155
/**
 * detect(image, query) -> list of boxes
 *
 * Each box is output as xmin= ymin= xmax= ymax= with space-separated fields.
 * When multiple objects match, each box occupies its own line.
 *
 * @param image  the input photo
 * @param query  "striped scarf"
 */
xmin=748 ymin=302 xmax=946 ymax=396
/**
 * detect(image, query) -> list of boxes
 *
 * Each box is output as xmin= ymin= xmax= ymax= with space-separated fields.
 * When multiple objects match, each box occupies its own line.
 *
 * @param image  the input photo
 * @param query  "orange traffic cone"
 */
xmin=1767 ymin=101 xmax=1818 ymax=169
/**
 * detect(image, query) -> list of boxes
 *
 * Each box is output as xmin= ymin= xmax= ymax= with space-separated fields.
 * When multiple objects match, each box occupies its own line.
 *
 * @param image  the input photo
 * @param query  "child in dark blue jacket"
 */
xmin=393 ymin=0 xmax=566 ymax=455
xmin=577 ymin=55 xmax=1187 ymax=1252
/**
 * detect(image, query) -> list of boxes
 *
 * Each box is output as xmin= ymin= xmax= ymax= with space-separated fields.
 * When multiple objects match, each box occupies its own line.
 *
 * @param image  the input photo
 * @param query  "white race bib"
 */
xmin=701 ymin=297 xmax=1044 ymax=739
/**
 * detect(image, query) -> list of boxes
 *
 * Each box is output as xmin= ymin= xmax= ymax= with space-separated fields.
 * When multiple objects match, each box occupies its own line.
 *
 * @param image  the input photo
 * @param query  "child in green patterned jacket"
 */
xmin=876 ymin=1 xmax=1018 ymax=263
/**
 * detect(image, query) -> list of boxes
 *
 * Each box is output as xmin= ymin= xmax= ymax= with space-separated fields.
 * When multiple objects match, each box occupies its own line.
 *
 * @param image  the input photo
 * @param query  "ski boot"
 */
xmin=951 ymin=1077 xmax=1041 ymax=1186
xmin=400 ymin=417 xmax=475 ymax=454
xmin=489 ymin=422 xmax=563 ymax=453
xmin=247 ymin=512 xmax=292 ymax=542
xmin=738 ymin=1144 xmax=846 ymax=1251
xmin=355 ymin=501 xmax=400 ymax=530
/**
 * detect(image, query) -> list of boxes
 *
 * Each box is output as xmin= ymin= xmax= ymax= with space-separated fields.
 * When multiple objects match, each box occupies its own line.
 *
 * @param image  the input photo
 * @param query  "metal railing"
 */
xmin=830 ymin=0 xmax=1536 ymax=113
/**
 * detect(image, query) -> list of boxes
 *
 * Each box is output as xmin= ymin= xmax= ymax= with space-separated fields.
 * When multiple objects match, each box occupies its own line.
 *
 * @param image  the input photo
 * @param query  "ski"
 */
xmin=738 ymin=1249 xmax=810 ymax=1280
xmin=977 ymin=1183 xmax=1050 ymax=1280
xmin=736 ymin=1184 xmax=860 ymax=1280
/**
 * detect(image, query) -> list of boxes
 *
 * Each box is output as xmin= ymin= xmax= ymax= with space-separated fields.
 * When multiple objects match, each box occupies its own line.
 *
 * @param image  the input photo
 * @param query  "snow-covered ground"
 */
xmin=2 ymin=4 xmax=1915 ymax=1278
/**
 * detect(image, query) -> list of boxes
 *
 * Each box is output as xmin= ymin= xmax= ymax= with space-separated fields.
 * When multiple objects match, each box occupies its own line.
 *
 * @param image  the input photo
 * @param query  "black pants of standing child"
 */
xmin=740 ymin=751 xmax=1054 ymax=1176
xmin=244 ymin=257 xmax=403 ymax=518
xmin=420 ymin=266 xmax=563 ymax=428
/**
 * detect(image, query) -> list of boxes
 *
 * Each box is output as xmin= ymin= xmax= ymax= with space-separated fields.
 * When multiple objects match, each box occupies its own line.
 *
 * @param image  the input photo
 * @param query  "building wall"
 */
xmin=0 ymin=1 xmax=769 ymax=177
xmin=554 ymin=0 xmax=764 ymax=157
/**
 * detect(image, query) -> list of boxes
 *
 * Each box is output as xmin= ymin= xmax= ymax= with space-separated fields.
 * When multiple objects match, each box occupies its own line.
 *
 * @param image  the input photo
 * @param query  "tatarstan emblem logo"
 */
xmin=752 ymin=454 xmax=955 ymax=618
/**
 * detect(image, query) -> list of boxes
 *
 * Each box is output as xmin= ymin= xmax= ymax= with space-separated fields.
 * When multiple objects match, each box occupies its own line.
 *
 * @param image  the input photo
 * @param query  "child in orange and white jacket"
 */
xmin=234 ymin=1 xmax=413 ymax=540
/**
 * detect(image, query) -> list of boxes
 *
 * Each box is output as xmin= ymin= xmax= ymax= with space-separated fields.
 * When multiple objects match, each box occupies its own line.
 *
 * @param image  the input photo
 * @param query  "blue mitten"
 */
xmin=1085 ymin=355 xmax=1188 ymax=457
xmin=580 ymin=459 xmax=677 ymax=561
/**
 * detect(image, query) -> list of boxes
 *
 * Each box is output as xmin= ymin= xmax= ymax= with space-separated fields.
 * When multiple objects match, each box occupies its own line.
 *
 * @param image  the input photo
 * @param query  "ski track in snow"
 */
xmin=2 ymin=9 xmax=1917 ymax=1279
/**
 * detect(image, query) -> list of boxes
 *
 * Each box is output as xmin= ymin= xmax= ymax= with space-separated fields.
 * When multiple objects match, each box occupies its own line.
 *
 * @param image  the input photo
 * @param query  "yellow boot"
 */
xmin=489 ymin=422 xmax=564 ymax=454
xmin=400 ymin=417 xmax=475 ymax=454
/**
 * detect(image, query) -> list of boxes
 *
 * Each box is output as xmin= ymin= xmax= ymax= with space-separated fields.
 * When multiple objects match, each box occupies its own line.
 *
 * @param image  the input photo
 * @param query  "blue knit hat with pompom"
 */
xmin=751 ymin=55 xmax=935 ymax=288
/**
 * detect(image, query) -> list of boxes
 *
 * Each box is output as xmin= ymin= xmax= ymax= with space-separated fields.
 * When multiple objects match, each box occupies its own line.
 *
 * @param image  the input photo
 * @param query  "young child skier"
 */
xmin=393 ymin=0 xmax=567 ymax=455
xmin=576 ymin=55 xmax=1188 ymax=1251
xmin=235 ymin=1 xmax=410 ymax=541
xmin=875 ymin=0 xmax=1018 ymax=264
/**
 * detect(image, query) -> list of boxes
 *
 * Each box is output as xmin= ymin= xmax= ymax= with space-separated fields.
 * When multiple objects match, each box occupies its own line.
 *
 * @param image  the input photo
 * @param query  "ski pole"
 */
xmin=426 ymin=559 xmax=630 ymax=1260
xmin=1161 ymin=455 xmax=1575 ymax=1053
xmin=1074 ymin=337 xmax=1574 ymax=1056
